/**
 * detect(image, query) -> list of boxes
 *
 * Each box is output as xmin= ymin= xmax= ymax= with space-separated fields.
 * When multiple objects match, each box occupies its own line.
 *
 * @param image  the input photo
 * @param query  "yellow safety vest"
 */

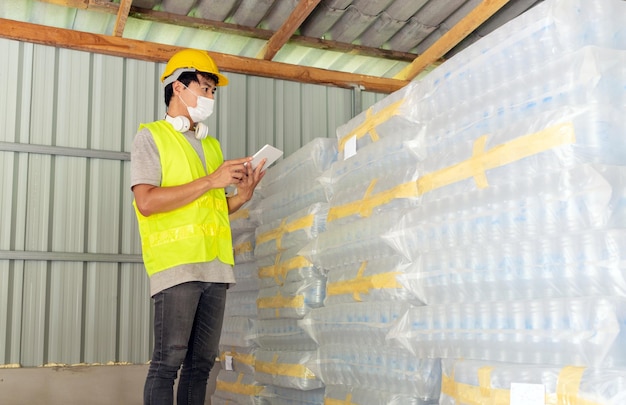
xmin=133 ymin=120 xmax=234 ymax=276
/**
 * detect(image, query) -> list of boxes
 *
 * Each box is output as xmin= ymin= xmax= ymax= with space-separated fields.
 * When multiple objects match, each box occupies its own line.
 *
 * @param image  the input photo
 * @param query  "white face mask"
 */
xmin=179 ymin=85 xmax=215 ymax=123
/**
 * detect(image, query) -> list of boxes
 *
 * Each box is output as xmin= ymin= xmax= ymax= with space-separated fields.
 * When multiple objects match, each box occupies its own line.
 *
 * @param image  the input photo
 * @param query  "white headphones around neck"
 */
xmin=165 ymin=115 xmax=209 ymax=140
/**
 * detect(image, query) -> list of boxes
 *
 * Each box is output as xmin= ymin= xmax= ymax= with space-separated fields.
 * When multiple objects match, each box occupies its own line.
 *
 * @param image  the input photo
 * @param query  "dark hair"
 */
xmin=163 ymin=71 xmax=219 ymax=107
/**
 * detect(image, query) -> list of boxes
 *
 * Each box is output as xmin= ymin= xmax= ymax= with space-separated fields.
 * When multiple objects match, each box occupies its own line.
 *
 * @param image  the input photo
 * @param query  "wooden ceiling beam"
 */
xmin=394 ymin=0 xmax=510 ymax=81
xmin=0 ymin=18 xmax=408 ymax=93
xmin=112 ymin=0 xmax=133 ymax=37
xmin=84 ymin=0 xmax=418 ymax=63
xmin=257 ymin=0 xmax=321 ymax=60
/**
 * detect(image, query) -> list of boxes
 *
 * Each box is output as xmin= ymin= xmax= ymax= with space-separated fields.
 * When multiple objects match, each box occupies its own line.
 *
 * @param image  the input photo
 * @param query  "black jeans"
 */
xmin=144 ymin=281 xmax=227 ymax=405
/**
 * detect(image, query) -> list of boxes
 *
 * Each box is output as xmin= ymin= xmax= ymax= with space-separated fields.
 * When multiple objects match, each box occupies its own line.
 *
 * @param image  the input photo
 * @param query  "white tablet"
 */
xmin=250 ymin=144 xmax=283 ymax=169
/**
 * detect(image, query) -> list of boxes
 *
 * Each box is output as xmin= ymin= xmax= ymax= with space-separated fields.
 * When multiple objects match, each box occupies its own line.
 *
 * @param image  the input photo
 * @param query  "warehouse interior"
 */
xmin=2 ymin=0 xmax=626 ymax=404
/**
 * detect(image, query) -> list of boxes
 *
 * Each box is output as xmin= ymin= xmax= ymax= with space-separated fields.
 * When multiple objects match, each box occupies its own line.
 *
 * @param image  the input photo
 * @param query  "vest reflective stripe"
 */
xmin=134 ymin=120 xmax=234 ymax=276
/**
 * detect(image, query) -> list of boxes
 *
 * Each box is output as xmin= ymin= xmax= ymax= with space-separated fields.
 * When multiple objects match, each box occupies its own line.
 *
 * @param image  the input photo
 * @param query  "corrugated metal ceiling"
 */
xmin=0 ymin=0 xmax=544 ymax=84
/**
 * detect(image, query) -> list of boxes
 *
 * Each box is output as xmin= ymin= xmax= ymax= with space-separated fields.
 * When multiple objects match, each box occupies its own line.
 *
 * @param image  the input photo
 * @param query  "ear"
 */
xmin=171 ymin=80 xmax=185 ymax=95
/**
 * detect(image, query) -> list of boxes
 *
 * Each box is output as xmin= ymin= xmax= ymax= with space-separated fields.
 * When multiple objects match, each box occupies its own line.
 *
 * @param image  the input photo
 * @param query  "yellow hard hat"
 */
xmin=161 ymin=48 xmax=228 ymax=87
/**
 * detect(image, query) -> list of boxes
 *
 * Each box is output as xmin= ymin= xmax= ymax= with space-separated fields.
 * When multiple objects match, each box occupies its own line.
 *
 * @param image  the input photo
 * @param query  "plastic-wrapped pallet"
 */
xmin=230 ymin=261 xmax=260 ymax=293
xmin=257 ymin=246 xmax=324 ymax=288
xmin=234 ymin=230 xmax=256 ymax=264
xmin=412 ymin=0 xmax=626 ymax=128
xmin=324 ymin=384 xmax=439 ymax=405
xmin=321 ymin=255 xmax=415 ymax=305
xmin=219 ymin=345 xmax=257 ymax=375
xmin=212 ymin=369 xmax=268 ymax=405
xmin=257 ymin=137 xmax=338 ymax=199
xmin=440 ymin=358 xmax=626 ymax=405
xmin=264 ymin=386 xmax=325 ymax=405
xmin=320 ymin=127 xmax=424 ymax=229
xmin=230 ymin=192 xmax=262 ymax=239
xmin=257 ymin=276 xmax=326 ymax=320
xmin=313 ymin=343 xmax=441 ymax=399
xmin=299 ymin=301 xmax=414 ymax=346
xmin=220 ymin=316 xmax=258 ymax=349
xmin=388 ymin=296 xmax=626 ymax=367
xmin=255 ymin=318 xmax=318 ymax=351
xmin=384 ymin=165 xmax=626 ymax=304
xmin=224 ymin=289 xmax=259 ymax=318
xmin=255 ymin=203 xmax=329 ymax=259
xmin=299 ymin=209 xmax=406 ymax=270
xmin=335 ymin=81 xmax=421 ymax=161
xmin=254 ymin=349 xmax=324 ymax=391
xmin=257 ymin=182 xmax=329 ymax=225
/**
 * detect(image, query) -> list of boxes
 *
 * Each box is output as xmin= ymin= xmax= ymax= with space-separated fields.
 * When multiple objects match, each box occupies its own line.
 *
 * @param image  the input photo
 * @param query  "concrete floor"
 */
xmin=0 ymin=364 xmax=218 ymax=405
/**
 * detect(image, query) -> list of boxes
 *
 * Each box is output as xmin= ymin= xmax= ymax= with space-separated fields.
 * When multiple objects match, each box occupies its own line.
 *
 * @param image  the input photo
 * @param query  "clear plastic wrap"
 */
xmin=388 ymin=296 xmax=626 ymax=367
xmin=212 ymin=369 xmax=268 ymax=405
xmin=257 ymin=276 xmax=326 ymax=320
xmin=254 ymin=349 xmax=324 ymax=391
xmin=230 ymin=193 xmax=262 ymax=238
xmin=255 ymin=318 xmax=318 ymax=351
xmin=219 ymin=345 xmax=257 ymax=375
xmin=335 ymin=82 xmax=422 ymax=161
xmin=264 ymin=386 xmax=325 ymax=405
xmin=299 ymin=209 xmax=406 ymax=270
xmin=313 ymin=343 xmax=441 ymax=398
xmin=323 ymin=255 xmax=416 ymax=305
xmin=397 ymin=229 xmax=626 ymax=304
xmin=257 ymin=182 xmax=329 ymax=225
xmin=230 ymin=261 xmax=261 ymax=293
xmin=324 ymin=384 xmax=439 ymax=405
xmin=299 ymin=301 xmax=414 ymax=346
xmin=254 ymin=203 xmax=329 ymax=259
xmin=256 ymin=246 xmax=324 ymax=288
xmin=219 ymin=316 xmax=258 ymax=348
xmin=440 ymin=358 xmax=626 ymax=405
xmin=234 ymin=230 xmax=256 ymax=264
xmin=257 ymin=137 xmax=338 ymax=198
xmin=224 ymin=290 xmax=260 ymax=318
xmin=384 ymin=164 xmax=617 ymax=259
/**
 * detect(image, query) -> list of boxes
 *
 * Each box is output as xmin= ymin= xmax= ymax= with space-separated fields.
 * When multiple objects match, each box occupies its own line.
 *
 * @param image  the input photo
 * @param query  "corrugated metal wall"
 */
xmin=0 ymin=38 xmax=386 ymax=367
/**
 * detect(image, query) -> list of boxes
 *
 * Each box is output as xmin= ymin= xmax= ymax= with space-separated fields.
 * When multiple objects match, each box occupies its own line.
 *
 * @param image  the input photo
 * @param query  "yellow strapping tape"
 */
xmin=417 ymin=122 xmax=576 ymax=195
xmin=442 ymin=372 xmax=509 ymax=405
xmin=329 ymin=122 xmax=575 ymax=222
xmin=256 ymin=214 xmax=315 ymax=248
xmin=325 ymin=393 xmax=354 ymax=405
xmin=215 ymin=372 xmax=264 ymax=396
xmin=478 ymin=366 xmax=493 ymax=397
xmin=255 ymin=354 xmax=316 ymax=379
xmin=257 ymin=292 xmax=305 ymax=310
xmin=328 ymin=181 xmax=418 ymax=222
xmin=338 ymin=99 xmax=404 ymax=152
xmin=229 ymin=208 xmax=250 ymax=221
xmin=234 ymin=241 xmax=253 ymax=255
xmin=557 ymin=366 xmax=586 ymax=404
xmin=326 ymin=260 xmax=401 ymax=302
xmin=258 ymin=255 xmax=312 ymax=285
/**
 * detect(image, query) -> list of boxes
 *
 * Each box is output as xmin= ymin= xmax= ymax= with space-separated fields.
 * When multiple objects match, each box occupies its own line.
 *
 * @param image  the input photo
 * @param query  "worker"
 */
xmin=130 ymin=48 xmax=266 ymax=405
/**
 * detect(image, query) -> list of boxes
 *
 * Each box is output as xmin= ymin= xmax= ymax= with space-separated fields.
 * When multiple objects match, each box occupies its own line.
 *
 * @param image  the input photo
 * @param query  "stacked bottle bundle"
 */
xmin=324 ymin=385 xmax=438 ymax=405
xmin=440 ymin=358 xmax=626 ymax=405
xmin=334 ymin=81 xmax=421 ymax=162
xmin=212 ymin=370 xmax=268 ymax=405
xmin=256 ymin=137 xmax=337 ymax=225
xmin=256 ymin=138 xmax=337 ymax=199
xmin=264 ymin=386 xmax=325 ymax=405
xmin=387 ymin=296 xmax=626 ymax=368
xmin=254 ymin=349 xmax=324 ymax=391
xmin=213 ymin=201 xmax=265 ymax=405
xmin=250 ymin=138 xmax=337 ymax=402
xmin=384 ymin=165 xmax=626 ymax=304
xmin=254 ymin=203 xmax=329 ymax=265
xmin=411 ymin=0 xmax=626 ymax=132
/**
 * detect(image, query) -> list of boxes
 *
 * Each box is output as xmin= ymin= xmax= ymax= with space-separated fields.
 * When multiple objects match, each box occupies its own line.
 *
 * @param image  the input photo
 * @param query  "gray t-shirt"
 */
xmin=130 ymin=125 xmax=235 ymax=296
